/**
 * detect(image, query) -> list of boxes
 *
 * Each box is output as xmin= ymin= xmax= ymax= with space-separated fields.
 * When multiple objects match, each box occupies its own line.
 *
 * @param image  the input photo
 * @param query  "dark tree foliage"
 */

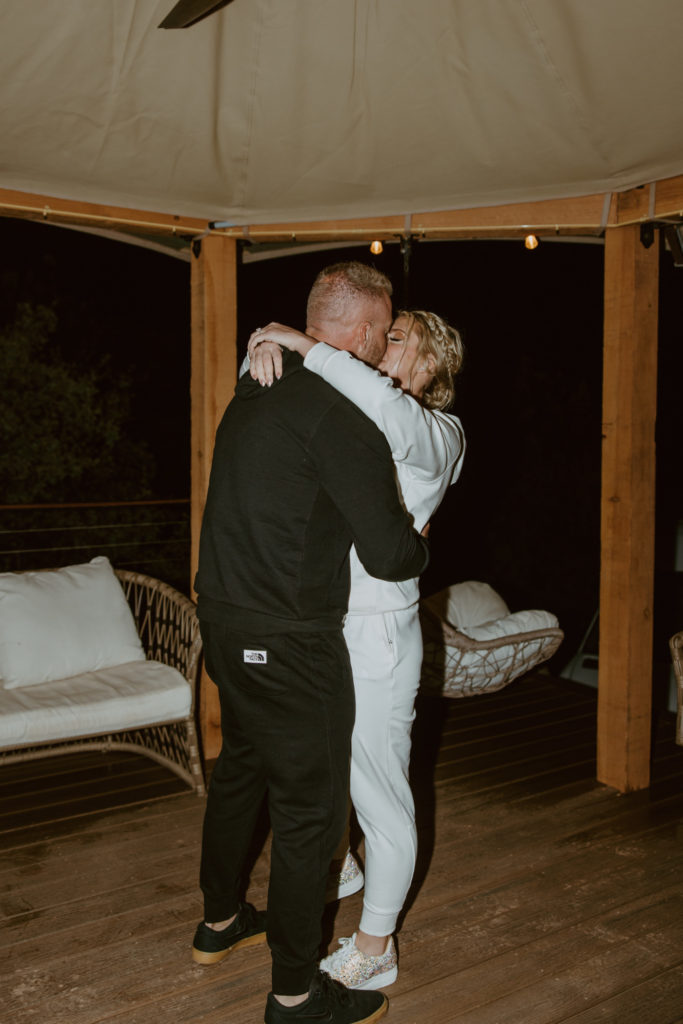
xmin=0 ymin=302 xmax=154 ymax=503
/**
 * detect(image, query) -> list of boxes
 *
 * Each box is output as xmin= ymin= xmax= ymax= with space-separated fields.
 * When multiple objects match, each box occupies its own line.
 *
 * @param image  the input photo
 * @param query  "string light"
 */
xmin=524 ymin=234 xmax=539 ymax=250
xmin=370 ymin=240 xmax=383 ymax=254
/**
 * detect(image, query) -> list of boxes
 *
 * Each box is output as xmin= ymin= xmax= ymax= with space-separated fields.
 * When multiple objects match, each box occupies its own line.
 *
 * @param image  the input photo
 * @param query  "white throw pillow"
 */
xmin=0 ymin=556 xmax=145 ymax=689
xmin=423 ymin=581 xmax=511 ymax=629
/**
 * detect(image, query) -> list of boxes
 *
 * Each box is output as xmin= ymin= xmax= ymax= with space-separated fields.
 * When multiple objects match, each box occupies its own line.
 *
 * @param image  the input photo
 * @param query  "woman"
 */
xmin=248 ymin=310 xmax=465 ymax=989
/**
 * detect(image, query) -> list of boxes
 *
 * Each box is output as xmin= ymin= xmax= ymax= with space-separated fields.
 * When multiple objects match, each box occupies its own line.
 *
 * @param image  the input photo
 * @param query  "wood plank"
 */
xmin=5 ymin=758 xmax=678 ymax=970
xmin=436 ymin=708 xmax=596 ymax=756
xmin=0 ymin=187 xmax=615 ymax=242
xmin=648 ymin=172 xmax=683 ymax=222
xmin=389 ymin=898 xmax=683 ymax=1024
xmin=0 ymin=783 xmax=200 ymax=853
xmin=560 ymin=964 xmax=683 ymax=1023
xmin=438 ymin=695 xmax=595 ymax=735
xmin=598 ymin=221 xmax=659 ymax=792
xmin=414 ymin=194 xmax=615 ymax=235
xmin=0 ymin=803 xmax=204 ymax=887
xmin=3 ymin=858 xmax=205 ymax=946
xmin=11 ymin=178 xmax=683 ymax=245
xmin=190 ymin=233 xmax=238 ymax=759
xmin=0 ymin=773 xmax=187 ymax=834
xmin=397 ymin=862 xmax=683 ymax=1009
xmin=0 ymin=749 xmax=136 ymax=787
xmin=4 ymin=928 xmax=272 ymax=1024
xmin=0 ymin=187 xmax=206 ymax=237
xmin=239 ymin=194 xmax=615 ymax=241
xmin=0 ymin=822 xmax=201 ymax=916
xmin=410 ymin=798 xmax=683 ymax=906
xmin=7 ymin=829 xmax=682 ymax=1024
xmin=0 ymin=764 xmax=613 ymax=926
xmin=6 ymin=870 xmax=681 ymax=1024
xmin=0 ymin=755 xmax=182 ymax=810
xmin=4 ymin=675 xmax=683 ymax=1024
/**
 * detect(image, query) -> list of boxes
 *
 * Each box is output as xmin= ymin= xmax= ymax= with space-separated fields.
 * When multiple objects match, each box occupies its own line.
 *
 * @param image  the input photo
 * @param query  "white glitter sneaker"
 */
xmin=325 ymin=851 xmax=364 ymax=902
xmin=319 ymin=933 xmax=398 ymax=990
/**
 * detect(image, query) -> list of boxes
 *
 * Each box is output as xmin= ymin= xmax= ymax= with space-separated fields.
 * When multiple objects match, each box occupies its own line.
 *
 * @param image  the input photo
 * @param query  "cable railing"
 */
xmin=0 ymin=499 xmax=191 ymax=595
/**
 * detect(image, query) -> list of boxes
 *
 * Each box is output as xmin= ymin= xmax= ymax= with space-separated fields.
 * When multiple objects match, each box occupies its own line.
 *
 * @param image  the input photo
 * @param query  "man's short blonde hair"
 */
xmin=307 ymin=261 xmax=393 ymax=326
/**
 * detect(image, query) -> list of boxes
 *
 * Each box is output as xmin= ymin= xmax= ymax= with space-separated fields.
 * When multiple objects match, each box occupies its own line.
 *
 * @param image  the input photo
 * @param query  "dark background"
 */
xmin=1 ymin=217 xmax=681 ymax=683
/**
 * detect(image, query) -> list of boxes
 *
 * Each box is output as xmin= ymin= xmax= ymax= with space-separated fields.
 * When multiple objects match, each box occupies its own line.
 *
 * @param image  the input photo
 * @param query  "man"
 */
xmin=192 ymin=262 xmax=429 ymax=1024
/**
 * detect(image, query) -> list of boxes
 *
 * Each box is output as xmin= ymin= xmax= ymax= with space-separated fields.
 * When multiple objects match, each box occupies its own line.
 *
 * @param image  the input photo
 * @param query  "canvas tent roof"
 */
xmin=2 ymin=0 xmax=683 ymax=228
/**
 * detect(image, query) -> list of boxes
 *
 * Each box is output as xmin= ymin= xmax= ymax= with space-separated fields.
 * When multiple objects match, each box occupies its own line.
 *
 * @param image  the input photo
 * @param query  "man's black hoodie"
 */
xmin=195 ymin=350 xmax=428 ymax=633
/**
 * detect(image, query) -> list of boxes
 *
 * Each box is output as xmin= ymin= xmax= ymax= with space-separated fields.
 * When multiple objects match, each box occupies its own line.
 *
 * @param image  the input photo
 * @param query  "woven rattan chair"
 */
xmin=0 ymin=570 xmax=205 ymax=795
xmin=669 ymin=630 xmax=683 ymax=746
xmin=420 ymin=604 xmax=564 ymax=698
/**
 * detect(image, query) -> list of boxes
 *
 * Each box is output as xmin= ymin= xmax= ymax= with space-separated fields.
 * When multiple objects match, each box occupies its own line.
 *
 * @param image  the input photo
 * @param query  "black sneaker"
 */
xmin=191 ymin=901 xmax=267 ymax=964
xmin=264 ymin=970 xmax=388 ymax=1024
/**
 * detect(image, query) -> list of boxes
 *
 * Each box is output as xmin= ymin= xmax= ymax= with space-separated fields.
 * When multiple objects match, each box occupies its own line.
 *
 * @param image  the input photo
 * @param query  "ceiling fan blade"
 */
xmin=158 ymin=0 xmax=234 ymax=29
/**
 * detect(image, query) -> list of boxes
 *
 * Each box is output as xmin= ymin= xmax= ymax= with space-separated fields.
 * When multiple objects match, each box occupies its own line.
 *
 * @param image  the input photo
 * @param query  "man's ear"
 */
xmin=355 ymin=321 xmax=371 ymax=353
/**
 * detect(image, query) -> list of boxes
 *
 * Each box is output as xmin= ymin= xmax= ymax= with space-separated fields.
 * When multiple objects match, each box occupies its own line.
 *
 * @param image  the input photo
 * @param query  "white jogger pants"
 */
xmin=343 ymin=606 xmax=422 ymax=936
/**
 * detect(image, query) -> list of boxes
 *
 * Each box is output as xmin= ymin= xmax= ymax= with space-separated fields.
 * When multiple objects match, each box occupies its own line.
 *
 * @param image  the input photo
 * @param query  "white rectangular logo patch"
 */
xmin=243 ymin=649 xmax=267 ymax=664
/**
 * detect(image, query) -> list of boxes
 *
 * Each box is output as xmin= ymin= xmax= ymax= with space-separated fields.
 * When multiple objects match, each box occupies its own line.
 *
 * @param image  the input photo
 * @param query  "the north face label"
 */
xmin=243 ymin=649 xmax=267 ymax=663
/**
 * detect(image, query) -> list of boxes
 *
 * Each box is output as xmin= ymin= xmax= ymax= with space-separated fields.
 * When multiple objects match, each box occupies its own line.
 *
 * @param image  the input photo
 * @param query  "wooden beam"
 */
xmin=3 ymin=176 xmax=683 ymax=243
xmin=616 ymin=174 xmax=683 ymax=224
xmin=0 ymin=187 xmax=206 ymax=238
xmin=651 ymin=174 xmax=683 ymax=218
xmin=597 ymin=222 xmax=659 ymax=792
xmin=216 ymin=194 xmax=616 ymax=242
xmin=190 ymin=234 xmax=238 ymax=760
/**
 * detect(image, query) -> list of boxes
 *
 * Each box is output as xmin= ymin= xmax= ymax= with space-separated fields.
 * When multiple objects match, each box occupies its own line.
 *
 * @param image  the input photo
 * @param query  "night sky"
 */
xmin=1 ymin=217 xmax=681 ymax=674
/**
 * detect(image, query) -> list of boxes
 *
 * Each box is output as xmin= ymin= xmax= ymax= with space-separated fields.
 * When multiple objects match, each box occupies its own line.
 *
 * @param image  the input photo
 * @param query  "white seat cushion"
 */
xmin=460 ymin=608 xmax=559 ymax=641
xmin=453 ymin=610 xmax=560 ymax=691
xmin=0 ymin=660 xmax=191 ymax=748
xmin=0 ymin=557 xmax=145 ymax=690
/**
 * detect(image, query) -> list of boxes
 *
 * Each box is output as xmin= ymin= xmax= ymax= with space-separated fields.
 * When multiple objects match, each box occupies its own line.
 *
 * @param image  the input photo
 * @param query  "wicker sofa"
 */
xmin=0 ymin=561 xmax=205 ymax=795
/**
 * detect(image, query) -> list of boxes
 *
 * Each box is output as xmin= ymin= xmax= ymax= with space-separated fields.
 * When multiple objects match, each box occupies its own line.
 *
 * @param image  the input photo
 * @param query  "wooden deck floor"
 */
xmin=3 ymin=673 xmax=683 ymax=1024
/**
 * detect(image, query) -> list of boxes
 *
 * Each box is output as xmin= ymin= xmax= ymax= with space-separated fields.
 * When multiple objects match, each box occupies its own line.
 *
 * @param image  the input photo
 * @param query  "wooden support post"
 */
xmin=598 ymin=223 xmax=659 ymax=791
xmin=190 ymin=233 xmax=238 ymax=761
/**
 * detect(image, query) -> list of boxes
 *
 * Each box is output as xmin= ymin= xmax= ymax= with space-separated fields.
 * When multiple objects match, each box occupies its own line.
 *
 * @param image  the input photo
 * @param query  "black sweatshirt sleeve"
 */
xmin=309 ymin=398 xmax=429 ymax=582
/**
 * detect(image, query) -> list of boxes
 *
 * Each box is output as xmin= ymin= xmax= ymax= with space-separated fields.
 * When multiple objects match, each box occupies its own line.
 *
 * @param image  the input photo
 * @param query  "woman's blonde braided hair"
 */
xmin=399 ymin=309 xmax=464 ymax=411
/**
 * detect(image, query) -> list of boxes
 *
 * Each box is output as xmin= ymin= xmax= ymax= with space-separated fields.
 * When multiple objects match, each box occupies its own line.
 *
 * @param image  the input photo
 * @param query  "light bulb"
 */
xmin=524 ymin=234 xmax=539 ymax=250
xmin=370 ymin=240 xmax=383 ymax=255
